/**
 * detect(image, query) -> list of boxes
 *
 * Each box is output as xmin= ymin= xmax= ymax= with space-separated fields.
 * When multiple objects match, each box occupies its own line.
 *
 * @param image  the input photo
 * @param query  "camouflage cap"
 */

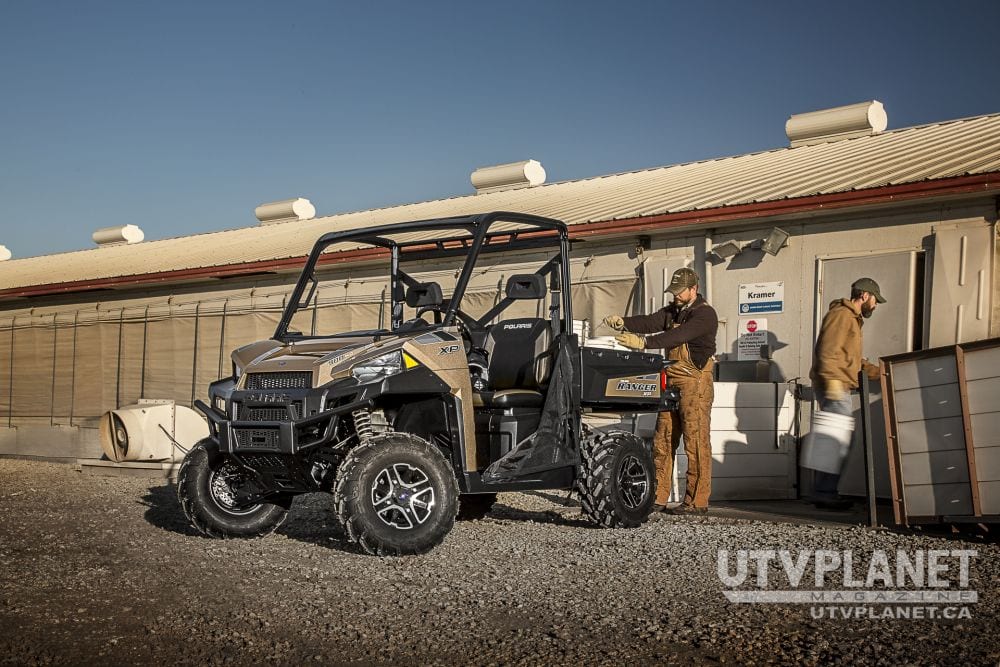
xmin=665 ymin=267 xmax=699 ymax=295
xmin=851 ymin=277 xmax=886 ymax=303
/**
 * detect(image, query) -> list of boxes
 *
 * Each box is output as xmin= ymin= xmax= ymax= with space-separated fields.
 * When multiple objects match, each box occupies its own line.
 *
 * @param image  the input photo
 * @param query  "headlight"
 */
xmin=351 ymin=351 xmax=402 ymax=383
xmin=213 ymin=395 xmax=227 ymax=413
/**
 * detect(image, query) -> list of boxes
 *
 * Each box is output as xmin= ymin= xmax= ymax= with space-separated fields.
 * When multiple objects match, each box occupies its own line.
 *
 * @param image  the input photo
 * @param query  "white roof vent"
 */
xmin=93 ymin=224 xmax=145 ymax=247
xmin=471 ymin=159 xmax=546 ymax=194
xmin=0 ymin=245 xmax=11 ymax=261
xmin=786 ymin=100 xmax=887 ymax=147
xmin=255 ymin=198 xmax=316 ymax=225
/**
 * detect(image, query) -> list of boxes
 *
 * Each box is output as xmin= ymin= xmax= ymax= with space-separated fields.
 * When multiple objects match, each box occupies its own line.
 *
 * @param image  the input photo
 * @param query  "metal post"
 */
xmin=49 ymin=314 xmax=58 ymax=425
xmin=190 ymin=303 xmax=201 ymax=407
xmin=859 ymin=370 xmax=878 ymax=528
xmin=69 ymin=312 xmax=78 ymax=426
xmin=115 ymin=309 xmax=124 ymax=409
xmin=140 ymin=306 xmax=149 ymax=399
xmin=218 ymin=300 xmax=228 ymax=379
xmin=6 ymin=318 xmax=14 ymax=428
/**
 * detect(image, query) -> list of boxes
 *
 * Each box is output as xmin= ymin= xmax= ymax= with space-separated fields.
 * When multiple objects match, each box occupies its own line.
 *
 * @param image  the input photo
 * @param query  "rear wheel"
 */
xmin=176 ymin=439 xmax=291 ymax=538
xmin=577 ymin=431 xmax=656 ymax=528
xmin=333 ymin=433 xmax=458 ymax=556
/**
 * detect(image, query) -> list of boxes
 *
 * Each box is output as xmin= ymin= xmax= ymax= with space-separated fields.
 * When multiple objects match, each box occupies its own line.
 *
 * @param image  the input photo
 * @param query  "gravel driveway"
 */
xmin=0 ymin=458 xmax=997 ymax=666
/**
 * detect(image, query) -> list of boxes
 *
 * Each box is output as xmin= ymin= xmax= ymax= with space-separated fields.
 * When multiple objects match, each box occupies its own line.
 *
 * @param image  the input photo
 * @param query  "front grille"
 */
xmin=241 ymin=453 xmax=288 ymax=469
xmin=245 ymin=372 xmax=311 ymax=390
xmin=233 ymin=428 xmax=280 ymax=449
xmin=240 ymin=402 xmax=301 ymax=422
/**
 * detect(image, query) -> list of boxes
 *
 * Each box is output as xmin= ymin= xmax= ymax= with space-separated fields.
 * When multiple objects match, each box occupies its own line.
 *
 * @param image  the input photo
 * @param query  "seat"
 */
xmin=475 ymin=318 xmax=552 ymax=409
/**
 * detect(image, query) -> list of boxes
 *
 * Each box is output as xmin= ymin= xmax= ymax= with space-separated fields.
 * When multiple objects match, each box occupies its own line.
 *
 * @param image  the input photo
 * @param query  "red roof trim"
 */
xmin=2 ymin=173 xmax=997 ymax=300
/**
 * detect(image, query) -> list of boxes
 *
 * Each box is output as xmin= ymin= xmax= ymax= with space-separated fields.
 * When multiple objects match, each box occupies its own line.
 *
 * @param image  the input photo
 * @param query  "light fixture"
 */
xmin=760 ymin=227 xmax=789 ymax=256
xmin=711 ymin=240 xmax=743 ymax=259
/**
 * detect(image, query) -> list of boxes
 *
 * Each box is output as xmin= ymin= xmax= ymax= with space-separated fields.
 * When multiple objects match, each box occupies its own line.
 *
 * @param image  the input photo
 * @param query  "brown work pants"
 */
xmin=653 ymin=361 xmax=715 ymax=507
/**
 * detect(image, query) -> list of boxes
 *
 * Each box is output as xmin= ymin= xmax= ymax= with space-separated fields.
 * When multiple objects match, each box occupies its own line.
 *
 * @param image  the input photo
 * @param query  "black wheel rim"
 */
xmin=616 ymin=454 xmax=649 ymax=509
xmin=208 ymin=461 xmax=261 ymax=515
xmin=370 ymin=462 xmax=436 ymax=530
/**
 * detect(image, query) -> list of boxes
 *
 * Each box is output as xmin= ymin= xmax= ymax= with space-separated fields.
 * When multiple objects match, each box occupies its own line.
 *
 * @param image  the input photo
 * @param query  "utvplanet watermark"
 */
xmin=718 ymin=549 xmax=978 ymax=619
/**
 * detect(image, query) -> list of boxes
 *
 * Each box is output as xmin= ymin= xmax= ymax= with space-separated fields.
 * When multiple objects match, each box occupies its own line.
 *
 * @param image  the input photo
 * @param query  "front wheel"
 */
xmin=333 ymin=433 xmax=458 ymax=556
xmin=176 ymin=439 xmax=291 ymax=538
xmin=577 ymin=431 xmax=656 ymax=528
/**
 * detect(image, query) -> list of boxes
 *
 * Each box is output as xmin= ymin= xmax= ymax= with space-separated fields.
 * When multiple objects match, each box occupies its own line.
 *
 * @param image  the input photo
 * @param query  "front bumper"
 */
xmin=197 ymin=380 xmax=380 ymax=455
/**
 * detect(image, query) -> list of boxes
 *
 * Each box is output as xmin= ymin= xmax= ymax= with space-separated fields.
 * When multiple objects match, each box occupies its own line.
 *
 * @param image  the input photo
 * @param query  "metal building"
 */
xmin=1 ymin=102 xmax=998 ymax=498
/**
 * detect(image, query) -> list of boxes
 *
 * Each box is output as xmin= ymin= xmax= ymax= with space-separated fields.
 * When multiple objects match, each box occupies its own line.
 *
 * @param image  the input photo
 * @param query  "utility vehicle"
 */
xmin=178 ymin=212 xmax=678 ymax=555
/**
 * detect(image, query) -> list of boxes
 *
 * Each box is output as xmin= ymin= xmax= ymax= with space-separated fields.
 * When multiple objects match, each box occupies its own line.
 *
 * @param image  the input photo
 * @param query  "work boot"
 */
xmin=669 ymin=504 xmax=707 ymax=515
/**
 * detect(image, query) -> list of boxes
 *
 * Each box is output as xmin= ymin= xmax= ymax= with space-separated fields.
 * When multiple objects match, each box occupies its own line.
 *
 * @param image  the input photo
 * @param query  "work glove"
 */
xmin=602 ymin=315 xmax=625 ymax=331
xmin=615 ymin=333 xmax=646 ymax=350
xmin=824 ymin=379 xmax=847 ymax=402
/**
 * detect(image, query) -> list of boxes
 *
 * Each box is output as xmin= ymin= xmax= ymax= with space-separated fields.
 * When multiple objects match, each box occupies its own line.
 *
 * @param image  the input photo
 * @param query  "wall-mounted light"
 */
xmin=711 ymin=240 xmax=743 ymax=259
xmin=760 ymin=227 xmax=789 ymax=256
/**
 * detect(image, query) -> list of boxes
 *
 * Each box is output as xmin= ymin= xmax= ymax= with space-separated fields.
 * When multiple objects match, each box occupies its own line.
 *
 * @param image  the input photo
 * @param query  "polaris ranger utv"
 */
xmin=178 ymin=212 xmax=678 ymax=555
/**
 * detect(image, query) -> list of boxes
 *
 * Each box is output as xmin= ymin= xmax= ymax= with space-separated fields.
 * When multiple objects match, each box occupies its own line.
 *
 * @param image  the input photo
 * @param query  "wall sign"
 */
xmin=739 ymin=281 xmax=784 ymax=314
xmin=738 ymin=318 xmax=768 ymax=361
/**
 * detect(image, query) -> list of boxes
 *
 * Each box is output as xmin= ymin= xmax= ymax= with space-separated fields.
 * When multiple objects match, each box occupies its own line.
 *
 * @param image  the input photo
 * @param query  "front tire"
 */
xmin=333 ymin=433 xmax=458 ymax=556
xmin=176 ymin=439 xmax=290 ymax=538
xmin=577 ymin=431 xmax=656 ymax=528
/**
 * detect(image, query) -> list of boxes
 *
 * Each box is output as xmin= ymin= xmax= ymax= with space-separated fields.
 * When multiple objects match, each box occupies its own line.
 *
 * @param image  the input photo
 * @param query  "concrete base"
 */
xmin=77 ymin=458 xmax=180 ymax=480
xmin=0 ymin=425 xmax=103 ymax=460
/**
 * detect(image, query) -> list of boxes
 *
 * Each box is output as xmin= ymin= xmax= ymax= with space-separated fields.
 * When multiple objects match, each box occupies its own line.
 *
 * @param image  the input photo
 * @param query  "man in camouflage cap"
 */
xmin=602 ymin=267 xmax=718 ymax=514
xmin=807 ymin=277 xmax=885 ymax=509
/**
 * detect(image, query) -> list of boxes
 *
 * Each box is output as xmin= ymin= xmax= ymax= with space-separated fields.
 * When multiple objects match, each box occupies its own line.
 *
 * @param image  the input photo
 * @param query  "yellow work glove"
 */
xmin=825 ymin=380 xmax=847 ymax=402
xmin=615 ymin=333 xmax=646 ymax=350
xmin=602 ymin=315 xmax=625 ymax=331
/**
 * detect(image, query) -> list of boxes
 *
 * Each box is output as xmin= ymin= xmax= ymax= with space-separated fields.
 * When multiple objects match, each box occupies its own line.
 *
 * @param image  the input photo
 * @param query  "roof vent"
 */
xmin=786 ymin=100 xmax=887 ymax=147
xmin=255 ymin=198 xmax=316 ymax=225
xmin=0 ymin=245 xmax=10 ymax=261
xmin=93 ymin=224 xmax=145 ymax=247
xmin=471 ymin=159 xmax=546 ymax=194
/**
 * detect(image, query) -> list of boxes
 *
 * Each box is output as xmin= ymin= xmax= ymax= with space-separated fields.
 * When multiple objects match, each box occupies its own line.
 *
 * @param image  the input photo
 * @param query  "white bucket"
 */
xmin=801 ymin=410 xmax=855 ymax=474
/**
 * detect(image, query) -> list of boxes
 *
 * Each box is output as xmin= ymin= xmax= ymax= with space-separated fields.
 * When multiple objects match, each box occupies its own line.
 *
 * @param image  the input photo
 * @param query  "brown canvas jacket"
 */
xmin=810 ymin=298 xmax=879 ymax=390
xmin=622 ymin=295 xmax=718 ymax=369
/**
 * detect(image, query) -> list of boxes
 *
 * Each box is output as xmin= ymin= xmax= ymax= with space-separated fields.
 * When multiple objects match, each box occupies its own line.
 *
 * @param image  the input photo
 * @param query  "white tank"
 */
xmin=100 ymin=399 xmax=208 ymax=462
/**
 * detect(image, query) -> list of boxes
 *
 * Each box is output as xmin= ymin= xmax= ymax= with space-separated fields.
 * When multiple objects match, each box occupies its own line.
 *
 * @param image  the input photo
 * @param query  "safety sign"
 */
xmin=737 ymin=318 xmax=769 ymax=360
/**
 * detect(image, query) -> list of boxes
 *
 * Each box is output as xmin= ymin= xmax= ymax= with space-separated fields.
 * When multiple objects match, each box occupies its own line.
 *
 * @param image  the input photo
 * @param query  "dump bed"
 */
xmin=579 ymin=347 xmax=677 ymax=411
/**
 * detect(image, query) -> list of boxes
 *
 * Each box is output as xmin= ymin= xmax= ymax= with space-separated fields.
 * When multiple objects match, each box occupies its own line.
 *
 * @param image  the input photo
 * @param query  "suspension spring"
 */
xmin=353 ymin=408 xmax=374 ymax=444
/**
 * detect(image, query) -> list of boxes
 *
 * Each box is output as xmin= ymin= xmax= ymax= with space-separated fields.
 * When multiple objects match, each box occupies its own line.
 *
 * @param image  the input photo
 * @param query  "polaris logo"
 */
xmin=503 ymin=323 xmax=532 ymax=330
xmin=616 ymin=381 xmax=657 ymax=393
xmin=245 ymin=393 xmax=291 ymax=403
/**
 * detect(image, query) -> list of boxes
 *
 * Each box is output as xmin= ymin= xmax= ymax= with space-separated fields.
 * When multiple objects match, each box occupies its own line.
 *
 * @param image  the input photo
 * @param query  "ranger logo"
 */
xmin=616 ymin=381 xmax=657 ymax=392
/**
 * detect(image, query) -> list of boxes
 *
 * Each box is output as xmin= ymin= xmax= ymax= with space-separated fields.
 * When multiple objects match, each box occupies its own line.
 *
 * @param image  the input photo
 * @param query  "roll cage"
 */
xmin=274 ymin=211 xmax=574 ymax=341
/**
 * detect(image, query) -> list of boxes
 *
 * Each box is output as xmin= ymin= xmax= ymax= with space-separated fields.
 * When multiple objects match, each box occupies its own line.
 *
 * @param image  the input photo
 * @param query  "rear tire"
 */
xmin=176 ymin=439 xmax=291 ymax=538
xmin=333 ymin=433 xmax=458 ymax=556
xmin=577 ymin=431 xmax=656 ymax=528
xmin=457 ymin=493 xmax=497 ymax=521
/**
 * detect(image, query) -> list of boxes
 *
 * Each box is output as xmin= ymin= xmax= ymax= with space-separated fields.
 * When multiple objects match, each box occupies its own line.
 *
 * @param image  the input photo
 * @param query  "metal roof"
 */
xmin=3 ymin=112 xmax=1000 ymax=296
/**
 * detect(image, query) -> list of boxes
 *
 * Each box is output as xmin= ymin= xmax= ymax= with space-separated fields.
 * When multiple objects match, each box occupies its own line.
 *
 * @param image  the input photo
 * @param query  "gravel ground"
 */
xmin=0 ymin=458 xmax=997 ymax=666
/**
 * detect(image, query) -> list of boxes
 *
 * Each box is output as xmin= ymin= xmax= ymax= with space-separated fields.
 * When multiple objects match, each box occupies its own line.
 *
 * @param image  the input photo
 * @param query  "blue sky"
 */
xmin=2 ymin=0 xmax=999 ymax=259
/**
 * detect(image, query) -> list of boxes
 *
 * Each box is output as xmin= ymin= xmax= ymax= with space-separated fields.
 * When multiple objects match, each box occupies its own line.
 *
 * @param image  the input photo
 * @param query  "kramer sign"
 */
xmin=739 ymin=282 xmax=784 ymax=314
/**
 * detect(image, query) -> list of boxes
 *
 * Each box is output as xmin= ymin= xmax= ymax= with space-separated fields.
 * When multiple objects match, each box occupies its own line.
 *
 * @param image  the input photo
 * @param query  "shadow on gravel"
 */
xmin=524 ymin=489 xmax=581 ymax=508
xmin=139 ymin=483 xmax=201 ymax=536
xmin=488 ymin=503 xmax=594 ymax=529
xmin=139 ymin=483 xmax=366 ymax=553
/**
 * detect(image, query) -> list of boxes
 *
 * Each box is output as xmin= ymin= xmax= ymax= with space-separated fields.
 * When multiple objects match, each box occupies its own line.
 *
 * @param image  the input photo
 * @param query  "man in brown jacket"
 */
xmin=603 ymin=268 xmax=718 ymax=514
xmin=808 ymin=276 xmax=885 ymax=508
